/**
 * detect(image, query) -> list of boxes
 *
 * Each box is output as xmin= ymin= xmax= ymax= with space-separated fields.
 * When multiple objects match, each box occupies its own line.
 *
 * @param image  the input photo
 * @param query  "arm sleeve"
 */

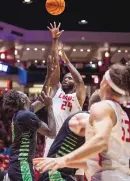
xmin=17 ymin=111 xmax=42 ymax=132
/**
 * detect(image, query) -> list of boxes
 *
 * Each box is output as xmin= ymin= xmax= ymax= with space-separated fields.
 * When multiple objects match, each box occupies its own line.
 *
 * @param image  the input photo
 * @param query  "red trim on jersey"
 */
xmin=98 ymin=153 xmax=102 ymax=166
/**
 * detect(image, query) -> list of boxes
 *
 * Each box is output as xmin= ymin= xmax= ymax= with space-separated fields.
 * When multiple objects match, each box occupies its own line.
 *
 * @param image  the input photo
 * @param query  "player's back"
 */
xmin=9 ymin=110 xmax=42 ymax=181
xmin=10 ymin=110 xmax=40 ymax=163
xmin=87 ymin=100 xmax=130 ymax=180
xmin=39 ymin=111 xmax=86 ymax=181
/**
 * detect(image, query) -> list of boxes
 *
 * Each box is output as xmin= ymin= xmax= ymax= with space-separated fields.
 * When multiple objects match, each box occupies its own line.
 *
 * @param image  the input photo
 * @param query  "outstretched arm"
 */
xmin=32 ymin=56 xmax=57 ymax=113
xmin=37 ymin=91 xmax=56 ymax=138
xmin=60 ymin=46 xmax=86 ymax=108
xmin=46 ymin=22 xmax=64 ymax=96
xmin=37 ymin=105 xmax=56 ymax=139
xmin=33 ymin=102 xmax=115 ymax=174
xmin=62 ymin=103 xmax=114 ymax=164
xmin=33 ymin=158 xmax=87 ymax=172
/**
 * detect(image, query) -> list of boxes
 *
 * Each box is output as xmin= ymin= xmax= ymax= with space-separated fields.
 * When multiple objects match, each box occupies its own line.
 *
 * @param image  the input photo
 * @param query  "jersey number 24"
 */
xmin=61 ymin=101 xmax=72 ymax=112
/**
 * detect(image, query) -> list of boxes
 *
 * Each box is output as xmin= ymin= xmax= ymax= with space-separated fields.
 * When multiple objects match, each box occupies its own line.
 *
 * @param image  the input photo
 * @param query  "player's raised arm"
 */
xmin=46 ymin=22 xmax=64 ymax=96
xmin=32 ymin=56 xmax=57 ymax=113
xmin=37 ymin=90 xmax=56 ymax=138
xmin=60 ymin=45 xmax=86 ymax=108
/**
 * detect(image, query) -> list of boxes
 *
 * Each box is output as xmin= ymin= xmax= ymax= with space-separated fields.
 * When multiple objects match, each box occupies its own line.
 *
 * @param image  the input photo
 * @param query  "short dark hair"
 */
xmin=109 ymin=62 xmax=130 ymax=95
xmin=88 ymin=89 xmax=101 ymax=109
xmin=3 ymin=89 xmax=24 ymax=117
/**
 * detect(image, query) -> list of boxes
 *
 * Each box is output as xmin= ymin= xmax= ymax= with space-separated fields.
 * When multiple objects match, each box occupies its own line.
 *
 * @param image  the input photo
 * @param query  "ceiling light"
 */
xmin=73 ymin=49 xmax=76 ymax=52
xmin=87 ymin=49 xmax=90 ymax=52
xmin=23 ymin=0 xmax=32 ymax=4
xmin=42 ymin=60 xmax=45 ymax=63
xmin=79 ymin=20 xmax=88 ymax=25
xmin=15 ymin=50 xmax=18 ymax=55
xmin=81 ymin=37 xmax=85 ymax=40
xmin=80 ymin=49 xmax=84 ymax=52
xmin=34 ymin=48 xmax=38 ymax=51
xmin=0 ymin=53 xmax=5 ymax=59
xmin=17 ymin=60 xmax=20 ymax=63
xmin=91 ymin=64 xmax=96 ymax=68
xmin=105 ymin=52 xmax=110 ymax=57
xmin=26 ymin=48 xmax=30 ymax=51
xmin=118 ymin=50 xmax=121 ymax=53
xmin=42 ymin=48 xmax=45 ymax=51
xmin=98 ymin=61 xmax=103 ymax=66
xmin=35 ymin=60 xmax=37 ymax=63
xmin=125 ymin=50 xmax=128 ymax=53
xmin=90 ymin=61 xmax=92 ymax=64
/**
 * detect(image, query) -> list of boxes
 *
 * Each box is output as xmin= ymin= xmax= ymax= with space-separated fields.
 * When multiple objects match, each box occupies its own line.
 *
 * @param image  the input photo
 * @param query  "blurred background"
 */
xmin=0 ymin=0 xmax=130 ymax=180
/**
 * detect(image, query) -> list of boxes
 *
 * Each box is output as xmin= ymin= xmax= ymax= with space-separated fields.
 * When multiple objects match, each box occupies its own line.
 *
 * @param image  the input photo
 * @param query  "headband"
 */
xmin=105 ymin=70 xmax=126 ymax=95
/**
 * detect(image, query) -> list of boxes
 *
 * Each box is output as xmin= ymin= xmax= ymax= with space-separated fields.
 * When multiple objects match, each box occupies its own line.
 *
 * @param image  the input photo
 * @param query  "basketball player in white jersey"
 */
xmin=37 ymin=62 xmax=130 ymax=181
xmin=44 ymin=22 xmax=86 ymax=181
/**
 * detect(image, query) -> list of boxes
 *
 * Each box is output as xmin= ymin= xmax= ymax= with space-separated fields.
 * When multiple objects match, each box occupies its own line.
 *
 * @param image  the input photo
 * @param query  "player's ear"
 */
xmin=20 ymin=98 xmax=25 ymax=104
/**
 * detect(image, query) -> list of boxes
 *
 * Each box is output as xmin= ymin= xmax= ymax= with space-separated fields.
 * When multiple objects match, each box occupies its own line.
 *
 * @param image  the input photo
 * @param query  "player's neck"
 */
xmin=102 ymin=94 xmax=120 ymax=103
xmin=64 ymin=89 xmax=72 ymax=94
xmin=23 ymin=106 xmax=30 ymax=111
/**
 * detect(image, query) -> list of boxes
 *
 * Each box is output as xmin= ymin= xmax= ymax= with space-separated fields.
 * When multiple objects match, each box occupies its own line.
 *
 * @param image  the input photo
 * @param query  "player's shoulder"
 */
xmin=16 ymin=110 xmax=35 ymax=121
xmin=90 ymin=101 xmax=114 ymax=116
xmin=74 ymin=111 xmax=90 ymax=119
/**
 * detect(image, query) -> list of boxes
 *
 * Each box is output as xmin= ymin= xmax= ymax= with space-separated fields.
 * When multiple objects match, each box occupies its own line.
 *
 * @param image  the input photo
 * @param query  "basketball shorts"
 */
xmin=8 ymin=161 xmax=36 ymax=181
xmin=38 ymin=170 xmax=76 ymax=181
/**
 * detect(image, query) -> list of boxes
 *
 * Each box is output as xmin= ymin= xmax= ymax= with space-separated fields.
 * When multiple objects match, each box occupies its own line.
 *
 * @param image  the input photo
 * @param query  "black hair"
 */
xmin=3 ymin=89 xmax=24 ymax=118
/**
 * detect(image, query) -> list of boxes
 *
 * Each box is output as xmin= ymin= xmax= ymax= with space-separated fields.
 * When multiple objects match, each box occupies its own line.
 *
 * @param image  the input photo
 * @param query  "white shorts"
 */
xmin=91 ymin=170 xmax=130 ymax=181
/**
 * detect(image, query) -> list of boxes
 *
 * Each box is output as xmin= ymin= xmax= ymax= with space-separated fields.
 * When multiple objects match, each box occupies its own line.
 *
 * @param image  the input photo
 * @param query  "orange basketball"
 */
xmin=45 ymin=0 xmax=65 ymax=16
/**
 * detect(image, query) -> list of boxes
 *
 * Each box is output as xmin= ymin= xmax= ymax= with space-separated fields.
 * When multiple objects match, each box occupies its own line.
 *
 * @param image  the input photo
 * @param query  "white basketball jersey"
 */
xmin=44 ymin=87 xmax=81 ymax=156
xmin=86 ymin=100 xmax=130 ymax=180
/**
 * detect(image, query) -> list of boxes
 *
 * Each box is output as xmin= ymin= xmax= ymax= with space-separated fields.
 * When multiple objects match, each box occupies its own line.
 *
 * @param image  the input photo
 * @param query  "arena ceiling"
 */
xmin=0 ymin=39 xmax=130 ymax=63
xmin=0 ymin=0 xmax=130 ymax=32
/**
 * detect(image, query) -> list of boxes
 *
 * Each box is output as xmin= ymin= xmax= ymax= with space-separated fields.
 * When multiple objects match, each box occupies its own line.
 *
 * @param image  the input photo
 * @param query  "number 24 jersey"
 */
xmin=52 ymin=87 xmax=81 ymax=133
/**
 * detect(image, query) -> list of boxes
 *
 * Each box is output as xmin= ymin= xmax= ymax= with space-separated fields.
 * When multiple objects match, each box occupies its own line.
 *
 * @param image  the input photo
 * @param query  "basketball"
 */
xmin=45 ymin=0 xmax=65 ymax=16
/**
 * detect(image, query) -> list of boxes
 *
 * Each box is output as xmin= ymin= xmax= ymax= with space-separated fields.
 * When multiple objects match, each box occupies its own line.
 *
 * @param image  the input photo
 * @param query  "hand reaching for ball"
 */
xmin=47 ymin=22 xmax=64 ymax=39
